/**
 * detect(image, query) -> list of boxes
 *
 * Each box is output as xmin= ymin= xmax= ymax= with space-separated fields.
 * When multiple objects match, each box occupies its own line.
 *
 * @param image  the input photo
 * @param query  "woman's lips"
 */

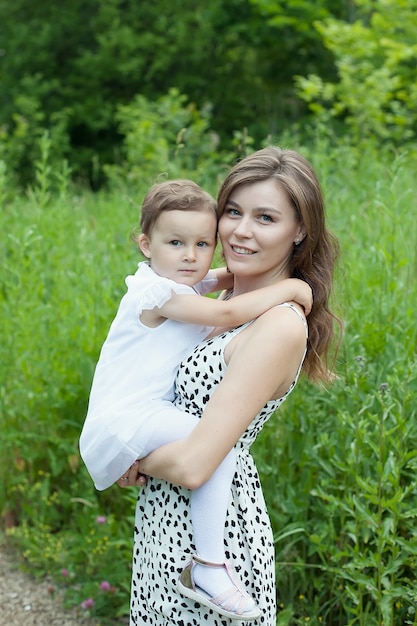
xmin=230 ymin=245 xmax=255 ymax=255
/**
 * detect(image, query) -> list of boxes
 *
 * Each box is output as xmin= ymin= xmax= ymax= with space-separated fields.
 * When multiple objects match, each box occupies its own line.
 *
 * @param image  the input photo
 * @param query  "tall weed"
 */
xmin=1 ymin=139 xmax=416 ymax=624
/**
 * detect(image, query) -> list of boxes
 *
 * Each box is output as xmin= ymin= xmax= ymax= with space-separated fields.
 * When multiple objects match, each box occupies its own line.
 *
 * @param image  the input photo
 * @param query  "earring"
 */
xmin=294 ymin=239 xmax=301 ymax=246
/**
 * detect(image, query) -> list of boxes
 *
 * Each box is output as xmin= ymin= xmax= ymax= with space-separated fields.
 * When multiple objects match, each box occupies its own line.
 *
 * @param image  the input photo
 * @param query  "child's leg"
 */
xmin=139 ymin=403 xmax=235 ymax=566
xmin=139 ymin=404 xmax=255 ymax=609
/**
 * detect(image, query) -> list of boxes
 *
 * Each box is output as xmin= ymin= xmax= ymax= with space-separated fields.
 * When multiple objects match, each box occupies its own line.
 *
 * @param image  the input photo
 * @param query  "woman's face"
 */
xmin=218 ymin=179 xmax=305 ymax=282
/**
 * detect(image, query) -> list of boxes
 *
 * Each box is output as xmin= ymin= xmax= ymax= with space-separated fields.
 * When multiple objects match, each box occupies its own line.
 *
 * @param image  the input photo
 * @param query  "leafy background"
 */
xmin=1 ymin=1 xmax=417 ymax=624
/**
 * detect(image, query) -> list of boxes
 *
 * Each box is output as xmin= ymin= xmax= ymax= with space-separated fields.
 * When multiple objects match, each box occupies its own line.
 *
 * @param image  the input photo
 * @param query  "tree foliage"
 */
xmin=0 ymin=0 xmax=415 ymax=187
xmin=0 ymin=0 xmax=341 ymax=186
xmin=295 ymin=0 xmax=417 ymax=143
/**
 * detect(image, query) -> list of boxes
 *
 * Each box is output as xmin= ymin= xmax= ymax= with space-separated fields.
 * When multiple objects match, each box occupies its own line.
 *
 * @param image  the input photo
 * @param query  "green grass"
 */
xmin=1 ymin=140 xmax=416 ymax=624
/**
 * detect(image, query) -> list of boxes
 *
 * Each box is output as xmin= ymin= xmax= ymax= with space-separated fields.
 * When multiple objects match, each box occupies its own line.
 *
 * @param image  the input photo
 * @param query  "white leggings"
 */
xmin=138 ymin=403 xmax=236 ymax=562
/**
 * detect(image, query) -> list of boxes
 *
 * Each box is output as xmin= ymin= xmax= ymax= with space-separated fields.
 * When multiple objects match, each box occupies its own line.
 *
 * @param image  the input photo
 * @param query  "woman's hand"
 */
xmin=116 ymin=461 xmax=147 ymax=488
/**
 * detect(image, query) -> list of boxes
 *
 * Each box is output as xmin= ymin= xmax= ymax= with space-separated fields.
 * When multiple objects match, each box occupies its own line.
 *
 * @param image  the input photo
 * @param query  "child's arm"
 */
xmin=152 ymin=278 xmax=312 ymax=327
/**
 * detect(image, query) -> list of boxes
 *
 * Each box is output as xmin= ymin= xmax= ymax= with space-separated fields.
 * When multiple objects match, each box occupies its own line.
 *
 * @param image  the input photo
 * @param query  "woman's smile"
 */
xmin=230 ymin=245 xmax=256 ymax=255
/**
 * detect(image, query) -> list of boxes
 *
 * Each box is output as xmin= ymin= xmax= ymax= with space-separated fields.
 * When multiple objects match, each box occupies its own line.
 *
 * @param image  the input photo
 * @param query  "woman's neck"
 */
xmin=232 ymin=269 xmax=290 ymax=297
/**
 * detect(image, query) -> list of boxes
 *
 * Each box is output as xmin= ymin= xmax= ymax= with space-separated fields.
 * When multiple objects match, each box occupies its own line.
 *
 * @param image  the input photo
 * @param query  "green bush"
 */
xmin=103 ymin=88 xmax=232 ymax=192
xmin=295 ymin=0 xmax=417 ymax=145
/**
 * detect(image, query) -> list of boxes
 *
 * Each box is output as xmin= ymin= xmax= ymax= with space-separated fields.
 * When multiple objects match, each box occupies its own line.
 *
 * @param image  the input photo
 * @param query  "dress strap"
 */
xmin=276 ymin=302 xmax=308 ymax=338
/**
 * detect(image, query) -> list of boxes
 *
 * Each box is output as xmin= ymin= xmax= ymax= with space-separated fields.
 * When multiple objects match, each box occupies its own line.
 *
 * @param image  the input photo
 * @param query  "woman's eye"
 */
xmin=259 ymin=213 xmax=273 ymax=223
xmin=226 ymin=207 xmax=240 ymax=216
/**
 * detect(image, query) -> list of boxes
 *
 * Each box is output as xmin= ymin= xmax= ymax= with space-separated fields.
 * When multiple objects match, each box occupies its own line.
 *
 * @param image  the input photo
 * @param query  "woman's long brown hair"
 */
xmin=217 ymin=146 xmax=342 ymax=383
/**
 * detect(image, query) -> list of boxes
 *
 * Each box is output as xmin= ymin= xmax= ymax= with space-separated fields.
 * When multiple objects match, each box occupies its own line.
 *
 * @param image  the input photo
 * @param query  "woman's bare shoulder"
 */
xmin=225 ymin=303 xmax=307 ymax=364
xmin=246 ymin=302 xmax=306 ymax=341
xmin=223 ymin=304 xmax=307 ymax=400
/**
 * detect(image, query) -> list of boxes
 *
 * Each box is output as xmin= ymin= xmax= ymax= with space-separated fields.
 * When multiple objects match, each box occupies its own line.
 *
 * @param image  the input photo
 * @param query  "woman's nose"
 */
xmin=233 ymin=217 xmax=252 ymax=238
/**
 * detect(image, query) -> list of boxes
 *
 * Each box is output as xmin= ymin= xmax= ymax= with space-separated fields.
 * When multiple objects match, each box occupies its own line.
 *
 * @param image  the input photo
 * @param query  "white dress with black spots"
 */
xmin=130 ymin=303 xmax=307 ymax=625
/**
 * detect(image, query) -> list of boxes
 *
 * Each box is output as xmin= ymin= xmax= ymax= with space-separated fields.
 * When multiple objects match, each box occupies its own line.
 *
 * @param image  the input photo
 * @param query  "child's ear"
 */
xmin=138 ymin=233 xmax=152 ymax=258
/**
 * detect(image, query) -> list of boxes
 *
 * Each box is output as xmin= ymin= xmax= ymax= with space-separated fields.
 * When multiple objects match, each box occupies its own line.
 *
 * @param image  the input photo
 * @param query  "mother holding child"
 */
xmin=80 ymin=146 xmax=340 ymax=625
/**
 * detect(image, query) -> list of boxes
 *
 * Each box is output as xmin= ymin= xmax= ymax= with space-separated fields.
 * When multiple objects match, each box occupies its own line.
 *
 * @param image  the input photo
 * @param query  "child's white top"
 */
xmin=79 ymin=261 xmax=217 ymax=490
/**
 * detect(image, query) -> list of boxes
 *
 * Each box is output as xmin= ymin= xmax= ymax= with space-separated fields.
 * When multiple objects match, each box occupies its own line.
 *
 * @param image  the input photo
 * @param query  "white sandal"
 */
xmin=177 ymin=554 xmax=261 ymax=620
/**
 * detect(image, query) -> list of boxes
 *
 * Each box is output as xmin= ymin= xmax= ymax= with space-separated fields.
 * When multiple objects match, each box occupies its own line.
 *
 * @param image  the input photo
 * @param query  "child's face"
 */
xmin=139 ymin=210 xmax=217 ymax=286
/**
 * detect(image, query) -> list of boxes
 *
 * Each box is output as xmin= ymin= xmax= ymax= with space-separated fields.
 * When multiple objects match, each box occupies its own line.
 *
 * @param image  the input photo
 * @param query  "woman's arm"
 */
xmin=155 ymin=278 xmax=312 ymax=329
xmin=134 ymin=305 xmax=307 ymax=489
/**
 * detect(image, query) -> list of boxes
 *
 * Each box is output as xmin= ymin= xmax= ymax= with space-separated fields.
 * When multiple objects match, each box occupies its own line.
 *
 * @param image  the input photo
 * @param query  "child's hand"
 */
xmin=291 ymin=279 xmax=313 ymax=315
xmin=116 ymin=461 xmax=147 ymax=488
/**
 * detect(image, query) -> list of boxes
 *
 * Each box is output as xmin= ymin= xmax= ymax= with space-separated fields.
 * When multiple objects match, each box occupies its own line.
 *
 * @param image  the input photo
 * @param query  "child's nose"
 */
xmin=183 ymin=246 xmax=196 ymax=261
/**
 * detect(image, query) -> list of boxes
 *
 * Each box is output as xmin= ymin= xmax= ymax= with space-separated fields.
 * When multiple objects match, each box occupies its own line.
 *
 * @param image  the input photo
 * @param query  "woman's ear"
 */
xmin=294 ymin=225 xmax=307 ymax=245
xmin=138 ymin=233 xmax=152 ymax=258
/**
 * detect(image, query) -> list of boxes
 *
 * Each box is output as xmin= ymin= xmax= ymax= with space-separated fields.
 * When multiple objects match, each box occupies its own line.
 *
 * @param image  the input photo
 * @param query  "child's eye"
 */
xmin=197 ymin=241 xmax=209 ymax=247
xmin=169 ymin=240 xmax=182 ymax=246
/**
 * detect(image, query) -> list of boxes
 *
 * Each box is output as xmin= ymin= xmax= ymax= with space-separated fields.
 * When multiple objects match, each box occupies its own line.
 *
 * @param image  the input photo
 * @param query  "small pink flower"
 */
xmin=100 ymin=581 xmax=111 ymax=591
xmin=81 ymin=598 xmax=95 ymax=609
xmin=61 ymin=569 xmax=69 ymax=577
xmin=96 ymin=515 xmax=107 ymax=524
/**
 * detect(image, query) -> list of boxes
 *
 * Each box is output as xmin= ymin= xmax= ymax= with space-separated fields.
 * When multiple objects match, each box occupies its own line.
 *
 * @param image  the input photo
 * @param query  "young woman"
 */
xmin=80 ymin=178 xmax=312 ymax=620
xmin=118 ymin=147 xmax=341 ymax=625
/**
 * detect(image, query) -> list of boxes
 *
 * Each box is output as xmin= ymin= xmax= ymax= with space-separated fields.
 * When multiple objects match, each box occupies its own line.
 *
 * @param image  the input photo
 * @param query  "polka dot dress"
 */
xmin=130 ymin=307 xmax=307 ymax=625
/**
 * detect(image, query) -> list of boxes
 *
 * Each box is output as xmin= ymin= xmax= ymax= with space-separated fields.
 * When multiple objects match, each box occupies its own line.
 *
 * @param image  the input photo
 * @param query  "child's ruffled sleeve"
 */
xmin=125 ymin=269 xmax=196 ymax=316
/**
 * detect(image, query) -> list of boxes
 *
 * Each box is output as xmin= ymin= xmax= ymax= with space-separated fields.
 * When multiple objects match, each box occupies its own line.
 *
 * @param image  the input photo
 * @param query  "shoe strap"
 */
xmin=191 ymin=554 xmax=226 ymax=569
xmin=211 ymin=586 xmax=248 ymax=615
xmin=191 ymin=556 xmax=248 ymax=595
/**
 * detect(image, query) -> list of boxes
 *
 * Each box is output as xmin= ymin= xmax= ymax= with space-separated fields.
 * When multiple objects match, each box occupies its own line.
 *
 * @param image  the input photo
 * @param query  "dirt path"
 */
xmin=0 ymin=542 xmax=98 ymax=626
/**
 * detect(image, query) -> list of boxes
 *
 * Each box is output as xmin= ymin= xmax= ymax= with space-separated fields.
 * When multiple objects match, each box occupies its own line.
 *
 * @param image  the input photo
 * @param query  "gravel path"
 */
xmin=0 ymin=542 xmax=98 ymax=626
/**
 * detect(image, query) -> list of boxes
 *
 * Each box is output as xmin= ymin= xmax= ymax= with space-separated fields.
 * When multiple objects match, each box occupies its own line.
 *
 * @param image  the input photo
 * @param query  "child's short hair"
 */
xmin=140 ymin=179 xmax=218 ymax=235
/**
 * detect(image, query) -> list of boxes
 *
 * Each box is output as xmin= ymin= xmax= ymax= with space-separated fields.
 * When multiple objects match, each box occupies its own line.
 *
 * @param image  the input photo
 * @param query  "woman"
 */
xmin=119 ymin=146 xmax=340 ymax=625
